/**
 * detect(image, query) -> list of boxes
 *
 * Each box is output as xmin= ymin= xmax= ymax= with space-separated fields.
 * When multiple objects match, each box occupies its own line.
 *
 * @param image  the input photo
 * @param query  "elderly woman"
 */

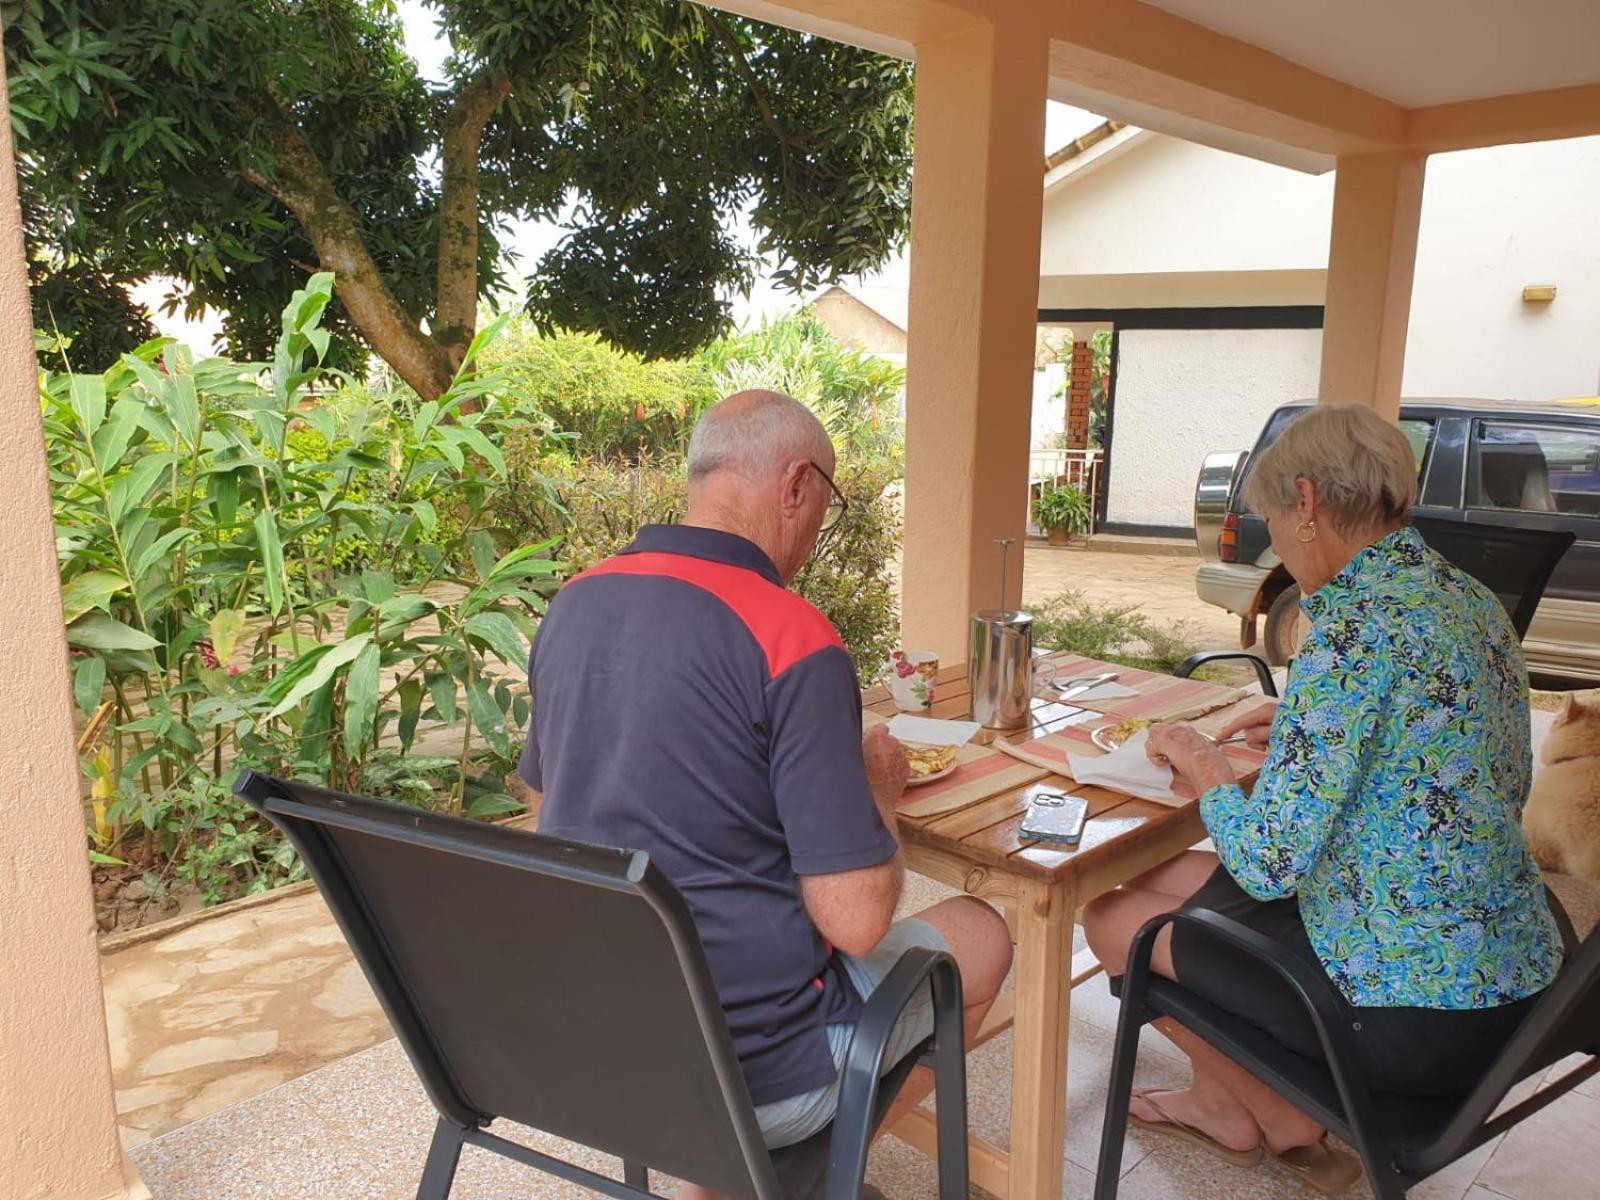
xmin=1083 ymin=404 xmax=1564 ymax=1193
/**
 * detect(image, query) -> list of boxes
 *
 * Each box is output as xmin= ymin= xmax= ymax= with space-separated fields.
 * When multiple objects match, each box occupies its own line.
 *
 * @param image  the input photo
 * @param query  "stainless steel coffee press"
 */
xmin=970 ymin=538 xmax=1035 ymax=730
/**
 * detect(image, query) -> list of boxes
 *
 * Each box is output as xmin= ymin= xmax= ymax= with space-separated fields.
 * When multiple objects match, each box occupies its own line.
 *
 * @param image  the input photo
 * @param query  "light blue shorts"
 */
xmin=754 ymin=917 xmax=950 ymax=1148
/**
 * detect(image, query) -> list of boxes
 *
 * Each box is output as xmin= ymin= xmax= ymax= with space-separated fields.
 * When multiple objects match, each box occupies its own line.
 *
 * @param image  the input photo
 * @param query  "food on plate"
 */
xmin=1090 ymin=717 xmax=1155 ymax=753
xmin=1106 ymin=717 xmax=1153 ymax=745
xmin=903 ymin=742 xmax=960 ymax=778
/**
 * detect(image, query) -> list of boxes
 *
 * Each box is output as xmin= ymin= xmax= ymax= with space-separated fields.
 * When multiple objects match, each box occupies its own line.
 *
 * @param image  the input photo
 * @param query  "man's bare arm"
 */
xmin=799 ymin=728 xmax=908 ymax=956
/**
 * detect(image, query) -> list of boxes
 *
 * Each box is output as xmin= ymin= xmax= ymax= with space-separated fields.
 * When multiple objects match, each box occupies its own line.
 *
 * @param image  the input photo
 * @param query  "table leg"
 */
xmin=1007 ymin=876 xmax=1076 ymax=1200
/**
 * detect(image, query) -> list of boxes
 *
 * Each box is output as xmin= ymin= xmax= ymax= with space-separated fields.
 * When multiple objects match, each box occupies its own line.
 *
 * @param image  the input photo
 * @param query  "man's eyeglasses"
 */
xmin=809 ymin=461 xmax=849 ymax=533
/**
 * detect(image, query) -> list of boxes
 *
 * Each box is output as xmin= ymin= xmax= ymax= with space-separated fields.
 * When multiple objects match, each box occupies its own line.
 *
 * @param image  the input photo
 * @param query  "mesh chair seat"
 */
xmin=234 ymin=771 xmax=971 ymax=1200
xmin=1095 ymin=908 xmax=1600 ymax=1199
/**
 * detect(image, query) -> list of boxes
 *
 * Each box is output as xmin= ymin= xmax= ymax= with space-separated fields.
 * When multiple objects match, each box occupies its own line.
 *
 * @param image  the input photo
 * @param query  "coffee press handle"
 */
xmin=995 ymin=537 xmax=1016 ymax=612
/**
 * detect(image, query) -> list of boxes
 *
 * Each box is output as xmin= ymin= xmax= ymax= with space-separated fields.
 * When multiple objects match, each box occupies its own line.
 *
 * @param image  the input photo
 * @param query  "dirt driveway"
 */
xmin=1022 ymin=544 xmax=1241 ymax=652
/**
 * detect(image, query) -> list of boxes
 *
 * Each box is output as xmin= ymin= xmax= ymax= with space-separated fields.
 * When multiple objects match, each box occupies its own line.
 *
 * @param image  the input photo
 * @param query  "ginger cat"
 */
xmin=1524 ymin=689 xmax=1600 ymax=885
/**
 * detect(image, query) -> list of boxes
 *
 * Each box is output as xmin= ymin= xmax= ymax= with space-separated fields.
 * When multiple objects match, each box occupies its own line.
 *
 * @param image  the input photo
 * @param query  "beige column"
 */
xmin=0 ymin=66 xmax=148 ymax=1200
xmin=1317 ymin=150 xmax=1427 ymax=417
xmin=901 ymin=15 xmax=1048 ymax=662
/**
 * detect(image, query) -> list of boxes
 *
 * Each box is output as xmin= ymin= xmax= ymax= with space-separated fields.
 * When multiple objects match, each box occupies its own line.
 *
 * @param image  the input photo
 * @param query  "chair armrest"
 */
xmin=1174 ymin=652 xmax=1279 ymax=697
xmin=825 ymin=947 xmax=967 ymax=1200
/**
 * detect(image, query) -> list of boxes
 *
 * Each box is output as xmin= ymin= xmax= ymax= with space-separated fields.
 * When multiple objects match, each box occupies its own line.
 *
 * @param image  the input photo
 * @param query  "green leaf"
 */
xmin=73 ymin=654 xmax=107 ymax=717
xmin=268 ymin=633 xmax=372 ymax=717
xmin=464 ymin=611 xmax=527 ymax=667
xmin=467 ymin=531 xmax=497 ymax=583
xmin=167 ymin=371 xmax=201 ymax=448
xmin=66 ymin=611 xmax=160 ymax=652
xmin=409 ymin=499 xmax=437 ymax=533
xmin=438 ymin=425 xmax=507 ymax=475
xmin=303 ymin=406 xmax=337 ymax=445
xmin=465 ymin=792 xmax=524 ymax=818
xmin=342 ymin=641 xmax=381 ymax=760
xmin=488 ymin=541 xmax=561 ymax=582
xmin=253 ymin=510 xmax=287 ymax=616
xmin=88 ymin=850 xmax=128 ymax=866
xmin=61 ymin=570 xmax=127 ymax=622
xmin=466 ymin=676 xmax=511 ymax=758
xmin=106 ymin=453 xmax=171 ymax=525
xmin=212 ymin=470 xmax=239 ymax=527
xmin=397 ymin=678 xmax=424 ymax=753
xmin=425 ymin=670 xmax=457 ymax=723
xmin=130 ymin=527 xmax=193 ymax=584
xmin=91 ymin=396 xmax=143 ymax=472
xmin=208 ymin=610 xmax=246 ymax=664
xmin=69 ymin=374 xmax=106 ymax=435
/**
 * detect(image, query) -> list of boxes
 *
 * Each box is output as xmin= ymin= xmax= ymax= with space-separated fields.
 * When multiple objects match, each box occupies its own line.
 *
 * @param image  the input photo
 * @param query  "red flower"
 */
xmin=197 ymin=639 xmax=219 ymax=669
xmin=895 ymin=660 xmax=915 ymax=678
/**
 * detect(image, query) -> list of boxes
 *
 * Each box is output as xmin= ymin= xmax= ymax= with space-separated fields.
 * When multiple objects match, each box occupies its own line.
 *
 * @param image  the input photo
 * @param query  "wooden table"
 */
xmin=865 ymin=661 xmax=1261 ymax=1200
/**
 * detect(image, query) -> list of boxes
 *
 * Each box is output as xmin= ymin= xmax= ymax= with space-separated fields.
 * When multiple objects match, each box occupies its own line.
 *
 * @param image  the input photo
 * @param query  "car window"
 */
xmin=1469 ymin=422 xmax=1600 ymax=517
xmin=1398 ymin=420 xmax=1433 ymax=474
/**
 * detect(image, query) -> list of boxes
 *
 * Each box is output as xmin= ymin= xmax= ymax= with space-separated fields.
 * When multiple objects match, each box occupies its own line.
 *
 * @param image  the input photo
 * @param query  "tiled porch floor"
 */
xmin=126 ymin=979 xmax=1600 ymax=1200
xmin=128 ymin=868 xmax=1599 ymax=1200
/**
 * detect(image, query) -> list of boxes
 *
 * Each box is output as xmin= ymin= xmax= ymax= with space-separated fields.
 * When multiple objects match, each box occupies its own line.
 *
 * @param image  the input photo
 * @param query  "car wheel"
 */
xmin=1263 ymin=584 xmax=1307 ymax=666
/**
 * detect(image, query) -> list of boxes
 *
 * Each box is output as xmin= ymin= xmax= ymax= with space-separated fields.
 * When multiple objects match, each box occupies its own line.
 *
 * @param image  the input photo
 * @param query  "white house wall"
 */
xmin=1038 ymin=135 xmax=1333 ymax=278
xmin=1106 ymin=327 xmax=1323 ymax=532
xmin=1402 ymin=137 xmax=1600 ymax=402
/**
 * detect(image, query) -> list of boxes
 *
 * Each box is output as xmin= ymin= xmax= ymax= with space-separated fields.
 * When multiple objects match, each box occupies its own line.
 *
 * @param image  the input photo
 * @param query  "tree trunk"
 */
xmin=435 ymin=71 xmax=512 ymax=371
xmin=245 ymin=121 xmax=456 ymax=400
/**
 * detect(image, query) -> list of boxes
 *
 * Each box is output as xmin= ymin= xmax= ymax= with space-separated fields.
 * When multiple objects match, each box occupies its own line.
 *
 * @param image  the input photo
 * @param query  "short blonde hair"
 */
xmin=1243 ymin=404 xmax=1417 ymax=535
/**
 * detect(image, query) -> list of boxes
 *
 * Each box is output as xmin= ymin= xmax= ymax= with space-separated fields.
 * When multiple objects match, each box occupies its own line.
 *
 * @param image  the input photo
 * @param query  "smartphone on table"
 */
xmin=1018 ymin=785 xmax=1090 ymax=845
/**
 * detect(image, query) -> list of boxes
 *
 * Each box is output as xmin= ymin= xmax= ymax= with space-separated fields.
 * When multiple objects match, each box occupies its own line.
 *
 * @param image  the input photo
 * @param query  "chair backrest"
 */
xmin=234 ymin=771 xmax=784 ymax=1200
xmin=1422 ymin=922 xmax=1600 ymax=1165
xmin=1411 ymin=516 xmax=1575 ymax=639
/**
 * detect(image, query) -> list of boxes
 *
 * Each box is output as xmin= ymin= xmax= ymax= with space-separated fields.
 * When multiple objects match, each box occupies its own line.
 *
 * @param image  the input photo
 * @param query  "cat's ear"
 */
xmin=1555 ymin=692 xmax=1582 ymax=726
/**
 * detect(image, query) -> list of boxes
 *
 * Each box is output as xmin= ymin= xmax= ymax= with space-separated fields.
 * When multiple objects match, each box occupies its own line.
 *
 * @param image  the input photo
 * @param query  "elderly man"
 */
xmin=519 ymin=390 xmax=1011 ymax=1187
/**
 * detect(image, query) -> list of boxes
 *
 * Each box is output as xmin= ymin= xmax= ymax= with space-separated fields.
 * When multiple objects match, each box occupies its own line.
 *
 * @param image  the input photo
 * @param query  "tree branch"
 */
xmin=243 ymin=117 xmax=456 ymax=400
xmin=435 ymin=69 xmax=512 ymax=368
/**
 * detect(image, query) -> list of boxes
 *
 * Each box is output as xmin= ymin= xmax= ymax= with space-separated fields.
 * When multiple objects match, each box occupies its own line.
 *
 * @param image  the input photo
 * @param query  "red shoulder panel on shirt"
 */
xmin=570 ymin=552 xmax=844 ymax=678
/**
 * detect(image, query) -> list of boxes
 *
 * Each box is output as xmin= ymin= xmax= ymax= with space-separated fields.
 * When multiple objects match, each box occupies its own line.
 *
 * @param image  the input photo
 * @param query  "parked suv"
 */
xmin=1194 ymin=398 xmax=1600 ymax=681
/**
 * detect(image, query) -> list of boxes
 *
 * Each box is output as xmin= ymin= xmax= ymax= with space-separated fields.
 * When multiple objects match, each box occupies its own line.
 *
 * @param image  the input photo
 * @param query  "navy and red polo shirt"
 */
xmin=518 ymin=523 xmax=898 ymax=1105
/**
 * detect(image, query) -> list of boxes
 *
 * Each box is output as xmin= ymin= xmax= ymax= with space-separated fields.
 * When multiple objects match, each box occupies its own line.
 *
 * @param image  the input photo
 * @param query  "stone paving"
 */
xmin=1021 ymin=542 xmax=1240 ymax=651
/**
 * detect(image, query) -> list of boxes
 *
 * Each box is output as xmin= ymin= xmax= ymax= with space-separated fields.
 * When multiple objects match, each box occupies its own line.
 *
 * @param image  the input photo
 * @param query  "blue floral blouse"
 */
xmin=1200 ymin=527 xmax=1563 ymax=1010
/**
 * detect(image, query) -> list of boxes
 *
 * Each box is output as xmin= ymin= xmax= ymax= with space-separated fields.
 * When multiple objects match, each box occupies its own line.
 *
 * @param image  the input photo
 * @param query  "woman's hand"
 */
xmin=1216 ymin=701 xmax=1279 ymax=750
xmin=1146 ymin=724 xmax=1236 ymax=795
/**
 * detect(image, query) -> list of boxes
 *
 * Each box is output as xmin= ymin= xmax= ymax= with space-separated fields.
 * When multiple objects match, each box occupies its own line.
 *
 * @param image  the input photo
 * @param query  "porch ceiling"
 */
xmin=703 ymin=0 xmax=1600 ymax=173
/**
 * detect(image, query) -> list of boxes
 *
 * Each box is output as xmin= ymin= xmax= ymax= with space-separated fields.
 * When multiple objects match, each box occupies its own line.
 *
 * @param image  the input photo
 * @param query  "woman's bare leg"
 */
xmin=1082 ymin=883 xmax=1323 ymax=1154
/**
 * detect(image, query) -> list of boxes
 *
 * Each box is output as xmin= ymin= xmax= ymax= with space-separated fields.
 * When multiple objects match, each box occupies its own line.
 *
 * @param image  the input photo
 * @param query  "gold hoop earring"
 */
xmin=1295 ymin=521 xmax=1317 ymax=543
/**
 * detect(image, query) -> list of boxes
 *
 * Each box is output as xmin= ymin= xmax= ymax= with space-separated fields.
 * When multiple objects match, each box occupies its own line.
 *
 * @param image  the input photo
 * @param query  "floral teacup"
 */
xmin=885 ymin=649 xmax=939 ymax=712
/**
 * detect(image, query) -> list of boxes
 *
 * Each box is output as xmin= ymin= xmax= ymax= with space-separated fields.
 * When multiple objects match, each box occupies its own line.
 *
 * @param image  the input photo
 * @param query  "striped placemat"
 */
xmin=1037 ymin=653 xmax=1245 ymax=721
xmin=994 ymin=717 xmax=1267 ymax=803
xmin=897 ymin=742 xmax=1049 ymax=819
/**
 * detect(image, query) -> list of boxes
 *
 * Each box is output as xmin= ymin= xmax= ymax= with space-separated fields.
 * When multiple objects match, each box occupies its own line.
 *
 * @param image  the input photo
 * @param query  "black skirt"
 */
xmin=1169 ymin=866 xmax=1543 ymax=1097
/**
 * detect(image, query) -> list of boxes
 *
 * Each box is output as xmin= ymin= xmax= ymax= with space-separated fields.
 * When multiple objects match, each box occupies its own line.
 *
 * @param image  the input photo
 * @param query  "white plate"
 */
xmin=906 ymin=762 xmax=958 ymax=787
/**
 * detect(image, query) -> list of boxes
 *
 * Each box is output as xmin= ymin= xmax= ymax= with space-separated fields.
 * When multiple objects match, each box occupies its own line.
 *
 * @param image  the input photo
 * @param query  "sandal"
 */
xmin=1271 ymin=1135 xmax=1363 ymax=1195
xmin=1128 ymin=1088 xmax=1264 ymax=1168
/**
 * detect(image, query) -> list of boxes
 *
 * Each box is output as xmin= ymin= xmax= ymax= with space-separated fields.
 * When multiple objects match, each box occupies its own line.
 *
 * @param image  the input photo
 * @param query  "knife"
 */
xmin=1052 ymin=671 xmax=1119 ymax=699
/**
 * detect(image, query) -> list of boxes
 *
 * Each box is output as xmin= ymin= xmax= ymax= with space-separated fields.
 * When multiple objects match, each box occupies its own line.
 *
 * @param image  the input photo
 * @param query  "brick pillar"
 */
xmin=1065 ymin=340 xmax=1092 ymax=449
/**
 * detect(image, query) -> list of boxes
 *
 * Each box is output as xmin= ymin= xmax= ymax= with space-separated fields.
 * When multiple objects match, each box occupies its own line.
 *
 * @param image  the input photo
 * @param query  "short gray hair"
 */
xmin=686 ymin=390 xmax=833 ymax=482
xmin=1243 ymin=404 xmax=1418 ymax=535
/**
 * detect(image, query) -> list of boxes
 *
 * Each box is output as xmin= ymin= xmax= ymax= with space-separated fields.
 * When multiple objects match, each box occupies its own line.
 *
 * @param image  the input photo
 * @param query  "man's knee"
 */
xmin=919 ymin=896 xmax=1012 ymax=1003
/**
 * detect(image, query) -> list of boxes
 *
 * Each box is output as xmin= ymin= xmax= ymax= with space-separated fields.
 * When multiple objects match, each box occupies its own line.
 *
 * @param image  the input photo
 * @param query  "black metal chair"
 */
xmin=1173 ymin=518 xmax=1578 ymax=698
xmin=234 ymin=770 xmax=969 ymax=1200
xmin=1093 ymin=907 xmax=1600 ymax=1199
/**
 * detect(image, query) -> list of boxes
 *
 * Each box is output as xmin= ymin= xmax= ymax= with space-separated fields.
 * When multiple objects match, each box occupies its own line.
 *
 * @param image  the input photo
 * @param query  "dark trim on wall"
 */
xmin=1037 ymin=305 xmax=1324 ymax=330
xmin=1099 ymin=521 xmax=1194 ymax=541
xmin=1095 ymin=326 xmax=1121 ymax=530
